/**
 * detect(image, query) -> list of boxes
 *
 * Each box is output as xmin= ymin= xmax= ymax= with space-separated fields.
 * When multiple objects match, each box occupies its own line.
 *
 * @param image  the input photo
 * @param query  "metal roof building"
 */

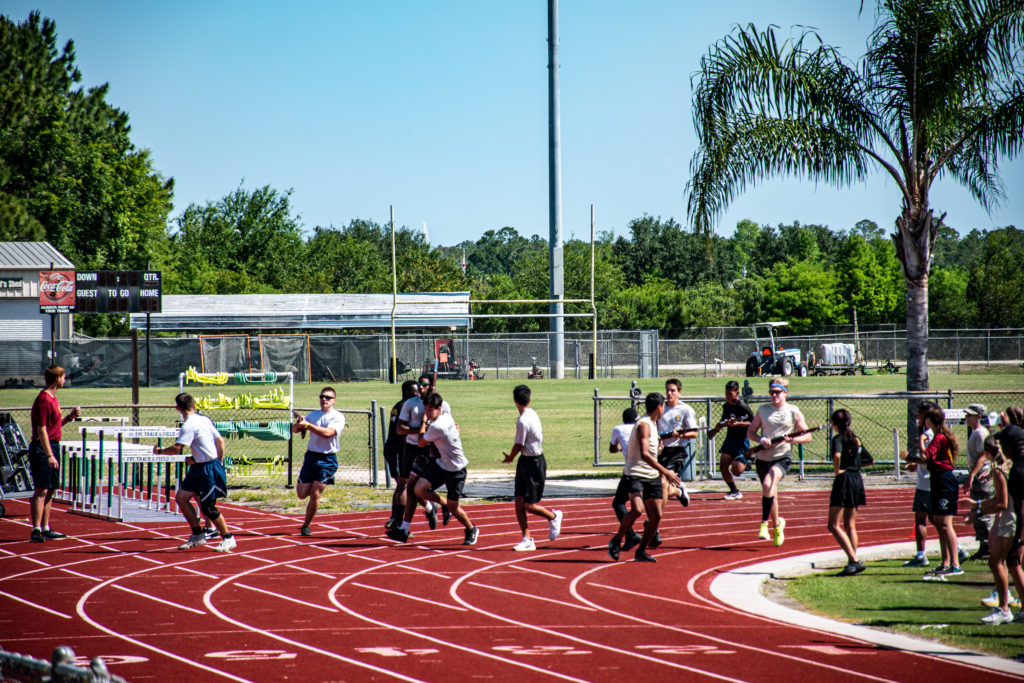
xmin=129 ymin=292 xmax=472 ymax=332
xmin=0 ymin=241 xmax=74 ymax=343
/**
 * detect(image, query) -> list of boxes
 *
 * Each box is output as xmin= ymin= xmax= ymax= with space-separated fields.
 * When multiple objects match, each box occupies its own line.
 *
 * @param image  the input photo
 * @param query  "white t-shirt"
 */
xmin=610 ymin=423 xmax=634 ymax=454
xmin=916 ymin=427 xmax=933 ymax=491
xmin=658 ymin=401 xmax=697 ymax=448
xmin=514 ymin=407 xmax=543 ymax=457
xmin=967 ymin=425 xmax=991 ymax=476
xmin=176 ymin=413 xmax=222 ymax=464
xmin=304 ymin=408 xmax=346 ymax=454
xmin=624 ymin=415 xmax=659 ymax=479
xmin=754 ymin=403 xmax=800 ymax=461
xmin=400 ymin=396 xmax=451 ymax=445
xmin=422 ymin=413 xmax=468 ymax=472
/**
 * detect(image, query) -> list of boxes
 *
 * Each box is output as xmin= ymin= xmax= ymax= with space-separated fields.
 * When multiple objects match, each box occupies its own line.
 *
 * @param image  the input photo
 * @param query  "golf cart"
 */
xmin=745 ymin=322 xmax=808 ymax=377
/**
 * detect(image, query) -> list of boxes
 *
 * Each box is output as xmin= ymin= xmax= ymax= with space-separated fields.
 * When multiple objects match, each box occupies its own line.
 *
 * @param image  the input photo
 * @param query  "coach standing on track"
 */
xmin=156 ymin=393 xmax=235 ymax=552
xmin=292 ymin=387 xmax=346 ymax=537
xmin=502 ymin=385 xmax=562 ymax=551
xmin=28 ymin=365 xmax=81 ymax=543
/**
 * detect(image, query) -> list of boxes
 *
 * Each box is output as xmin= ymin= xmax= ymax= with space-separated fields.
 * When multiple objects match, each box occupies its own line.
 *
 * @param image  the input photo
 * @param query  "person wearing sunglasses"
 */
xmin=746 ymin=378 xmax=812 ymax=546
xmin=292 ymin=387 xmax=346 ymax=537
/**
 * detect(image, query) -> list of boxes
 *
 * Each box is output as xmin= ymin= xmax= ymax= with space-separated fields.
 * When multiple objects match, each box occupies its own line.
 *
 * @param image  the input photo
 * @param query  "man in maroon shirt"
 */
xmin=29 ymin=365 xmax=81 ymax=543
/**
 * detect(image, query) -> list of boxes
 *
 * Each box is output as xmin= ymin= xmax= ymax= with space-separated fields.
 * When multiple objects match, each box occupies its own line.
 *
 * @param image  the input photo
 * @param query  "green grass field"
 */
xmin=784 ymin=558 xmax=1024 ymax=659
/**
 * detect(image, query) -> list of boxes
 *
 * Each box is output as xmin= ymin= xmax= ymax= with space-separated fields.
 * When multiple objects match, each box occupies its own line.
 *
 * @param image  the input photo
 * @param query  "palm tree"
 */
xmin=685 ymin=0 xmax=1023 ymax=391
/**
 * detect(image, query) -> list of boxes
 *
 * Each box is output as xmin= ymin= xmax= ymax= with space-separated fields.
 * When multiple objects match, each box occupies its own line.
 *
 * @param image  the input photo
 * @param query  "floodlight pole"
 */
xmin=390 ymin=205 xmax=398 ymax=384
xmin=548 ymin=0 xmax=565 ymax=379
xmin=591 ymin=204 xmax=597 ymax=379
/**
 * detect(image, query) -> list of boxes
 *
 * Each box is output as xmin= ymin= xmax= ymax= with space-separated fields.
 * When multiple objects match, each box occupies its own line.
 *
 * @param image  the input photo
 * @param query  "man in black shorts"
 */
xmin=394 ymin=375 xmax=451 ymax=534
xmin=708 ymin=381 xmax=754 ymax=500
xmin=383 ymin=380 xmax=417 ymax=530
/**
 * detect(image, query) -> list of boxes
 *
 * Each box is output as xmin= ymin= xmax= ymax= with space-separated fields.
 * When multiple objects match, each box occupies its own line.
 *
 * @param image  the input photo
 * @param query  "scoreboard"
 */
xmin=74 ymin=271 xmax=162 ymax=314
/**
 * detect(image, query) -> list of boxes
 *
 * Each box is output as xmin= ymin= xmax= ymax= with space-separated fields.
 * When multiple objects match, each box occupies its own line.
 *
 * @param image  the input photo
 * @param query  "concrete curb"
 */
xmin=709 ymin=540 xmax=1024 ymax=676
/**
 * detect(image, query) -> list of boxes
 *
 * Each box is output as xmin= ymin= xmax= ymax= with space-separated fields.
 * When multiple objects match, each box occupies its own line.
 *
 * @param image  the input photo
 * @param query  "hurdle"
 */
xmin=57 ymin=426 xmax=186 ymax=522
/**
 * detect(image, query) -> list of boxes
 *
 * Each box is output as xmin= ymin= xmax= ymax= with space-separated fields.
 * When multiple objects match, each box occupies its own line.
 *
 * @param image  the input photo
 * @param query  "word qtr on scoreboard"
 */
xmin=74 ymin=270 xmax=162 ymax=314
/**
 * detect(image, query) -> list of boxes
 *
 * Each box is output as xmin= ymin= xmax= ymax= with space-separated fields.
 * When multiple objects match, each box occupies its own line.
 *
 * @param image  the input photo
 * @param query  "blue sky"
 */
xmin=7 ymin=1 xmax=1022 ymax=246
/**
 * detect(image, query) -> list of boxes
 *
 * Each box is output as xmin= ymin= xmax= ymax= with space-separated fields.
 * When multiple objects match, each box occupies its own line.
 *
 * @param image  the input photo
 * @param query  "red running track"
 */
xmin=0 ymin=487 xmax=1019 ymax=682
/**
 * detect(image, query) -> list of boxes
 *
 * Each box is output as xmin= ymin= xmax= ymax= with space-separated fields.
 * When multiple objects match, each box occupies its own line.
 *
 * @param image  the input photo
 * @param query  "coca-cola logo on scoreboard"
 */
xmin=39 ymin=270 xmax=76 ymax=312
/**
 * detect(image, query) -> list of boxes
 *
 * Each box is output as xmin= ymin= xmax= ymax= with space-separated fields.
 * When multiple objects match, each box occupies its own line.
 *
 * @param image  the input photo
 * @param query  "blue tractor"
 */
xmin=745 ymin=322 xmax=808 ymax=378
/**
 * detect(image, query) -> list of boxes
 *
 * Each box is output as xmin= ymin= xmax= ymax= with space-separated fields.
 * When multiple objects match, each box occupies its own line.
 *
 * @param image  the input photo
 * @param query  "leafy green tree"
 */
xmin=969 ymin=227 xmax=1024 ymax=326
xmin=836 ymin=234 xmax=903 ymax=323
xmin=928 ymin=266 xmax=975 ymax=327
xmin=756 ymin=260 xmax=844 ymax=333
xmin=685 ymin=0 xmax=1024 ymax=391
xmin=0 ymin=12 xmax=173 ymax=269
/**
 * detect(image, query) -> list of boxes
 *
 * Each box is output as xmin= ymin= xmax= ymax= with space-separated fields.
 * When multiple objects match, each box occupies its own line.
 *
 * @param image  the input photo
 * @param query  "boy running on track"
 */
xmin=707 ymin=380 xmax=754 ymax=500
xmin=156 ymin=393 xmax=236 ymax=552
xmin=657 ymin=379 xmax=693 ymax=508
xmin=388 ymin=392 xmax=478 ymax=545
xmin=292 ymin=386 xmax=346 ymax=537
xmin=608 ymin=392 xmax=681 ymax=563
xmin=610 ymin=407 xmax=642 ymax=550
xmin=383 ymin=380 xmax=418 ymax=530
xmin=746 ymin=378 xmax=811 ymax=547
xmin=28 ymin=365 xmax=81 ymax=543
xmin=392 ymin=375 xmax=451 ymax=536
xmin=502 ymin=385 xmax=562 ymax=551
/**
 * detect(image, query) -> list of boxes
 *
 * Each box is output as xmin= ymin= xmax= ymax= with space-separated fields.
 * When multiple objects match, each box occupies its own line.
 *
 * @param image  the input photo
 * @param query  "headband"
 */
xmin=769 ymin=382 xmax=787 ymax=393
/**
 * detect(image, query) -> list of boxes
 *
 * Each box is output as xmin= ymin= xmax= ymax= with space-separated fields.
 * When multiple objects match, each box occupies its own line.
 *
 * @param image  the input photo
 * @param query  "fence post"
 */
xmin=593 ymin=388 xmax=600 ymax=467
xmin=286 ymin=426 xmax=293 ymax=488
xmin=370 ymin=400 xmax=378 ymax=487
xmin=893 ymin=428 xmax=901 ymax=481
xmin=704 ymin=397 xmax=713 ymax=480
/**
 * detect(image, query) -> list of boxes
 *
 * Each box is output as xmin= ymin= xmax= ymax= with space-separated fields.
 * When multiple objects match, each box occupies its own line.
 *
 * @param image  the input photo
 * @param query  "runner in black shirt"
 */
xmin=707 ymin=381 xmax=753 ymax=500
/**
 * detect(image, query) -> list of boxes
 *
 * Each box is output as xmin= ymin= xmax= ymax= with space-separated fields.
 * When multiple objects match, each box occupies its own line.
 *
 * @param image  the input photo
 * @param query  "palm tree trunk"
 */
xmin=905 ymin=275 xmax=928 ymax=392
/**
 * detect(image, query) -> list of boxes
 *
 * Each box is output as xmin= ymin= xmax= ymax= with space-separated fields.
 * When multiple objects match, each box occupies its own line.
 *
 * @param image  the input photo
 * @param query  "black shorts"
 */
xmin=422 ymin=460 xmax=467 ymax=501
xmin=514 ymin=454 xmax=547 ymax=503
xmin=620 ymin=474 xmax=663 ymax=501
xmin=912 ymin=488 xmax=932 ymax=514
xmin=930 ymin=470 xmax=959 ymax=516
xmin=755 ymin=457 xmax=792 ymax=482
xmin=658 ymin=444 xmax=692 ymax=475
xmin=400 ymin=442 xmax=428 ymax=479
xmin=179 ymin=460 xmax=227 ymax=502
xmin=720 ymin=439 xmax=750 ymax=463
xmin=829 ymin=471 xmax=866 ymax=508
xmin=612 ymin=474 xmax=631 ymax=508
xmin=383 ymin=441 xmax=402 ymax=480
xmin=298 ymin=451 xmax=338 ymax=485
xmin=29 ymin=440 xmax=60 ymax=490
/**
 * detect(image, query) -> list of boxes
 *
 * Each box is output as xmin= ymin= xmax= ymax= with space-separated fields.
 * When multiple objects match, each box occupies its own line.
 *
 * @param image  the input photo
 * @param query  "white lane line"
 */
xmin=0 ymin=589 xmax=72 ymax=619
xmin=458 ymin=554 xmax=495 ymax=564
xmin=0 ymin=547 xmax=16 ymax=556
xmin=341 ymin=551 xmax=387 ymax=564
xmin=113 ymin=584 xmax=206 ymax=615
xmin=351 ymin=582 xmax=467 ymax=612
xmin=467 ymin=581 xmax=596 ymax=612
xmin=286 ymin=563 xmax=333 ymax=578
xmin=18 ymin=555 xmax=51 ymax=567
xmin=133 ymin=554 xmax=165 ymax=565
xmin=235 ymin=583 xmax=338 ymax=613
xmin=178 ymin=566 xmax=219 ymax=579
xmin=396 ymin=563 xmax=449 ymax=579
xmin=509 ymin=563 xmax=564 ymax=580
xmin=60 ymin=567 xmax=102 ymax=582
xmin=246 ymin=555 xmax=277 ymax=564
xmin=588 ymin=582 xmax=724 ymax=612
xmin=317 ymin=524 xmax=341 ymax=531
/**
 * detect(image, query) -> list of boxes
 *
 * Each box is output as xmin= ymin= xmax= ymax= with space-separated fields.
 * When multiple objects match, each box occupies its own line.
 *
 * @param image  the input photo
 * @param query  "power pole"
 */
xmin=547 ymin=0 xmax=565 ymax=379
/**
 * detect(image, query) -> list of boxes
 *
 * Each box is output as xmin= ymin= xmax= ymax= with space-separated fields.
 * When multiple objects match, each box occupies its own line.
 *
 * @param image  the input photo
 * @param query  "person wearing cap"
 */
xmin=746 ymin=378 xmax=813 ymax=546
xmin=964 ymin=403 xmax=994 ymax=560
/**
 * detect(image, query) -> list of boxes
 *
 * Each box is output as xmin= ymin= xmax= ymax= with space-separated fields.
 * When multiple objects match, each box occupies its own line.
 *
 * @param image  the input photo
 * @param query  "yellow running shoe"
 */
xmin=758 ymin=521 xmax=770 ymax=540
xmin=773 ymin=518 xmax=786 ymax=546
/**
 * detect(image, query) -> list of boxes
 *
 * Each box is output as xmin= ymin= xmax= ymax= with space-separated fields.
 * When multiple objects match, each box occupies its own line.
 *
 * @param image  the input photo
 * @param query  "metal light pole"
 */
xmin=547 ymin=0 xmax=565 ymax=379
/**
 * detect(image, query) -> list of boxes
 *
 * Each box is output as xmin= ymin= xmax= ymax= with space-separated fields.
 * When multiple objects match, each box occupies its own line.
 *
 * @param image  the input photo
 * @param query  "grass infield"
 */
xmin=782 ymin=557 xmax=1024 ymax=660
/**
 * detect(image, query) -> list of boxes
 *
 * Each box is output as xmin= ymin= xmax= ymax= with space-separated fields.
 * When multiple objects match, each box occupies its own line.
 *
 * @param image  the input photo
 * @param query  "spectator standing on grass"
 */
xmin=609 ymin=407 xmax=642 ymax=551
xmin=707 ymin=380 xmax=754 ymax=500
xmin=828 ymin=409 xmax=868 ymax=576
xmin=394 ymin=376 xmax=451 ymax=536
xmin=746 ymin=378 xmax=811 ymax=547
xmin=903 ymin=401 xmax=938 ymax=567
xmin=921 ymin=407 xmax=963 ymax=580
xmin=156 ymin=393 xmax=235 ymax=552
xmin=608 ymin=392 xmax=681 ymax=563
xmin=963 ymin=404 xmax=994 ymax=560
xmin=996 ymin=406 xmax=1024 ymax=622
xmin=502 ymin=385 xmax=562 ymax=552
xmin=969 ymin=436 xmax=1021 ymax=624
xmin=388 ymin=392 xmax=478 ymax=545
xmin=291 ymin=387 xmax=346 ymax=537
xmin=383 ymin=380 xmax=418 ymax=531
xmin=28 ymin=365 xmax=81 ymax=543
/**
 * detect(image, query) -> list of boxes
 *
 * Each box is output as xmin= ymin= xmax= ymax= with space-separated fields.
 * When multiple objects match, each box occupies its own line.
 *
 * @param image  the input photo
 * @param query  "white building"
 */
xmin=0 ymin=241 xmax=74 ymax=341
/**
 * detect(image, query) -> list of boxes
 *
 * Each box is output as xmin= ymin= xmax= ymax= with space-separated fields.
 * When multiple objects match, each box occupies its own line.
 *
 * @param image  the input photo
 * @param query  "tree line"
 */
xmin=2 ymin=10 xmax=1021 ymax=339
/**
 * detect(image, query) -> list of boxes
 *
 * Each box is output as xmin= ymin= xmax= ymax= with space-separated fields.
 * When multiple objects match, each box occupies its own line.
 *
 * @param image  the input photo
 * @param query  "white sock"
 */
xmin=426 ymin=501 xmax=434 ymax=513
xmin=916 ymin=551 xmax=925 ymax=558
xmin=41 ymin=526 xmax=49 ymax=532
xmin=400 ymin=521 xmax=410 ymax=532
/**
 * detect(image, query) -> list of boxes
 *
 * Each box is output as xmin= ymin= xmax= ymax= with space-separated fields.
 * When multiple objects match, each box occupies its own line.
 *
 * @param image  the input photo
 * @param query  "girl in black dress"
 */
xmin=829 ymin=409 xmax=867 ymax=576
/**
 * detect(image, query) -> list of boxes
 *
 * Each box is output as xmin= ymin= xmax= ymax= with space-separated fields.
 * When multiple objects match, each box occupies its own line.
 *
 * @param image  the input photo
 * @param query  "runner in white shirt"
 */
xmin=154 ymin=393 xmax=236 ymax=552
xmin=394 ymin=375 xmax=452 ymax=535
xmin=291 ymin=386 xmax=346 ymax=537
xmin=609 ymin=407 xmax=641 ymax=549
xmin=657 ymin=379 xmax=694 ymax=509
xmin=502 ymin=385 xmax=562 ymax=551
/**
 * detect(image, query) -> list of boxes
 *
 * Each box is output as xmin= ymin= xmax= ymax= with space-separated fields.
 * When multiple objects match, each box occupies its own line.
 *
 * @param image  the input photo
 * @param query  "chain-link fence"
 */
xmin=0 ymin=400 xmax=378 ymax=492
xmin=593 ymin=389 xmax=1024 ymax=480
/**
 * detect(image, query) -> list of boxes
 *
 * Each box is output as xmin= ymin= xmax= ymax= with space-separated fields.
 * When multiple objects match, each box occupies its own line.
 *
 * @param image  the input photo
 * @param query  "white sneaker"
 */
xmin=513 ymin=536 xmax=536 ymax=552
xmin=178 ymin=533 xmax=206 ymax=550
xmin=988 ymin=590 xmax=1024 ymax=609
xmin=677 ymin=483 xmax=690 ymax=507
xmin=548 ymin=509 xmax=563 ymax=541
xmin=724 ymin=490 xmax=743 ymax=500
xmin=214 ymin=535 xmax=237 ymax=553
xmin=982 ymin=608 xmax=1014 ymax=625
